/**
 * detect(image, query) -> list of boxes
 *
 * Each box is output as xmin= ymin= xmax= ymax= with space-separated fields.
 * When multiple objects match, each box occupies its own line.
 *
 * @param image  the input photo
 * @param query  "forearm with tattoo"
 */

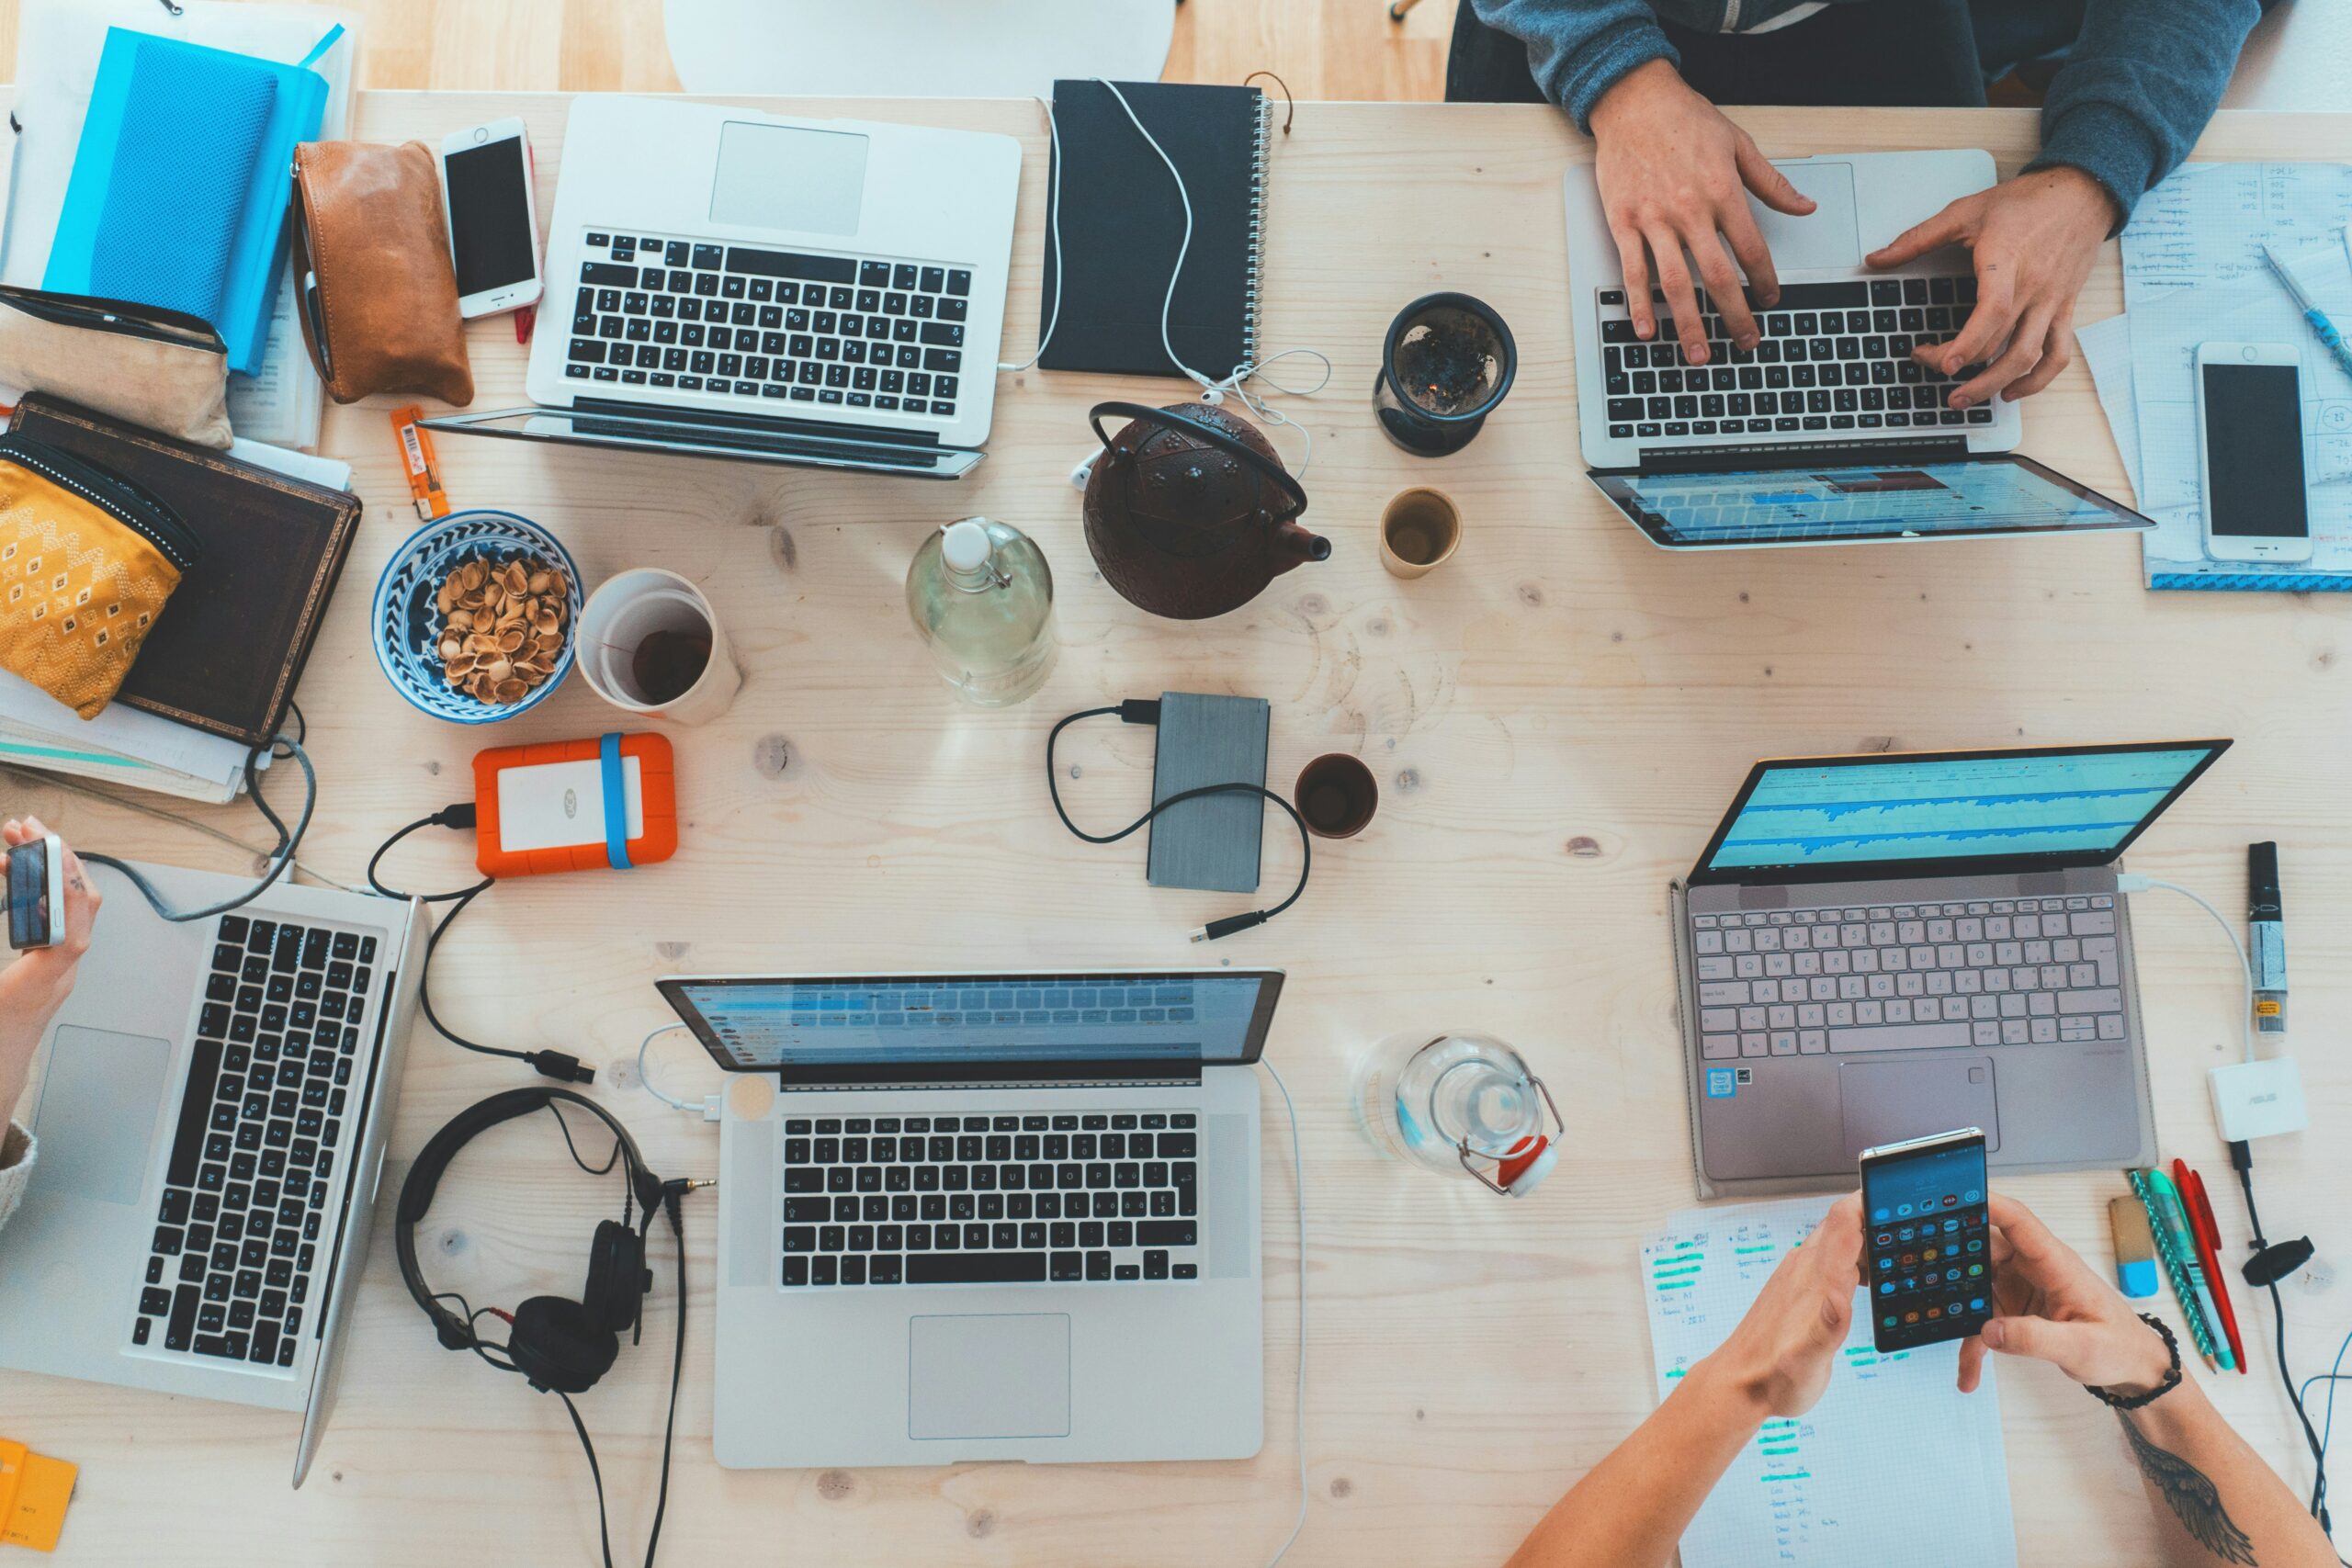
xmin=2119 ymin=1411 xmax=2260 ymax=1566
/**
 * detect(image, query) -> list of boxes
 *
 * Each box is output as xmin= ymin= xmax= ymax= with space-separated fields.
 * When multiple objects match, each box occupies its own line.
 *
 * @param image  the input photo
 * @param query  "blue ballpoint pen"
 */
xmin=2263 ymin=242 xmax=2352 ymax=383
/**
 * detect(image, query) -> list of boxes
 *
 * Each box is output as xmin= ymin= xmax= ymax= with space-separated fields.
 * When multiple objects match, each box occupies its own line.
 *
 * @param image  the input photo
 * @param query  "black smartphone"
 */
xmin=6 ymin=834 xmax=64 ymax=951
xmin=1860 ymin=1127 xmax=1992 ymax=1352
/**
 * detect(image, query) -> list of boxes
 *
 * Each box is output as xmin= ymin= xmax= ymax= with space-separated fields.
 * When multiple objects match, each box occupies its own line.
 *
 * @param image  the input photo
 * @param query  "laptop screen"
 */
xmin=1691 ymin=741 xmax=2230 ymax=884
xmin=659 ymin=971 xmax=1283 ymax=1077
xmin=1589 ymin=453 xmax=2151 ymax=548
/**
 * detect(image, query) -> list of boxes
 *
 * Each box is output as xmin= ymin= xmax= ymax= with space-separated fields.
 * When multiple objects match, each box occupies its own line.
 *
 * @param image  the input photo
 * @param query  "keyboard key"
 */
xmin=907 ymin=1252 xmax=1046 ymax=1285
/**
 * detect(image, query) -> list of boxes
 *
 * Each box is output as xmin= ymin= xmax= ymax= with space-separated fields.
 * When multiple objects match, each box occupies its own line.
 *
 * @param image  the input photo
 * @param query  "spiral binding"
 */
xmin=1242 ymin=92 xmax=1272 ymax=371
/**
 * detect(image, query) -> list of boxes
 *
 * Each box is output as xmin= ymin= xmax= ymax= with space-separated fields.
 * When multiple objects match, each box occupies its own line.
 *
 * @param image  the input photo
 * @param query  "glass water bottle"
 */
xmin=905 ymin=517 xmax=1057 ymax=706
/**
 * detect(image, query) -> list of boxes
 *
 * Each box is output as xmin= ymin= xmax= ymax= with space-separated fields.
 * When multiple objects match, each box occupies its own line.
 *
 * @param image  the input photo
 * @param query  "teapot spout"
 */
xmin=1272 ymin=521 xmax=1331 ymax=575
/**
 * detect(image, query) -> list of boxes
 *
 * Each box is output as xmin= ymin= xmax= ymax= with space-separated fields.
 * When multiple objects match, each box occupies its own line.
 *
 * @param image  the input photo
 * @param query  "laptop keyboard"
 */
xmin=1690 ymin=896 xmax=2123 ymax=1058
xmin=1598 ymin=277 xmax=1993 ymax=442
xmin=133 ymin=915 xmax=376 ymax=1371
xmin=781 ymin=1111 xmax=1202 ymax=1288
xmin=566 ymin=230 xmax=970 ymax=420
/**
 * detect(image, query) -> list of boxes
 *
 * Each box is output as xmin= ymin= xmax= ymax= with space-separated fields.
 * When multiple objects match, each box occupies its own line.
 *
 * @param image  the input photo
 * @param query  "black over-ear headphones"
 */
xmin=396 ymin=1087 xmax=700 ymax=1568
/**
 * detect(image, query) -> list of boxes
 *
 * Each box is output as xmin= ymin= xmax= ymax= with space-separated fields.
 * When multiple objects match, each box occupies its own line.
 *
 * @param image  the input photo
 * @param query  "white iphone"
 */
xmin=438 ymin=118 xmax=542 ymax=319
xmin=2196 ymin=341 xmax=2312 ymax=565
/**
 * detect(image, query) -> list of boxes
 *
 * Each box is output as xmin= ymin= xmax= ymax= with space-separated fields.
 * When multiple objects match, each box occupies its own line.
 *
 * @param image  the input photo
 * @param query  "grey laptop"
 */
xmin=0 ymin=860 xmax=427 ymax=1485
xmin=657 ymin=968 xmax=1281 ymax=1469
xmin=1669 ymin=740 xmax=2230 ymax=1198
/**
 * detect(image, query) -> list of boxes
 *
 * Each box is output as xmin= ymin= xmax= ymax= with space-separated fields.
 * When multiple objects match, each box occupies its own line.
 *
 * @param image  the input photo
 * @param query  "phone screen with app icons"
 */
xmin=1860 ymin=1129 xmax=1992 ymax=1353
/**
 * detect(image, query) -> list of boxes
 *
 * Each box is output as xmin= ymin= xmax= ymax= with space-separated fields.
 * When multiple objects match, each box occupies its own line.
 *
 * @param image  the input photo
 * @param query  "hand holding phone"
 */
xmin=1860 ymin=1128 xmax=1993 ymax=1352
xmin=6 ymin=833 xmax=63 ymax=951
xmin=1957 ymin=1195 xmax=2178 ymax=1397
xmin=2197 ymin=342 xmax=2312 ymax=565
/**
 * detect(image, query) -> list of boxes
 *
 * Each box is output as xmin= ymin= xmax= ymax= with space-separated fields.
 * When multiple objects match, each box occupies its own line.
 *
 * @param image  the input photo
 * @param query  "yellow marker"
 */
xmin=390 ymin=403 xmax=451 ymax=523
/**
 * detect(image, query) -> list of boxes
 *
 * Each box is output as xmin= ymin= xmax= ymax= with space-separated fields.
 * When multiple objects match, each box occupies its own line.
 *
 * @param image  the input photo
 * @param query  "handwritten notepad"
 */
xmin=1641 ymin=1197 xmax=2018 ymax=1568
xmin=2115 ymin=163 xmax=2352 ymax=590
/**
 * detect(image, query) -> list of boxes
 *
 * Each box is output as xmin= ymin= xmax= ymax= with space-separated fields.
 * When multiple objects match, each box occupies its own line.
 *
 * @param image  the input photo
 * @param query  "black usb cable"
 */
xmin=1046 ymin=699 xmax=1310 ymax=941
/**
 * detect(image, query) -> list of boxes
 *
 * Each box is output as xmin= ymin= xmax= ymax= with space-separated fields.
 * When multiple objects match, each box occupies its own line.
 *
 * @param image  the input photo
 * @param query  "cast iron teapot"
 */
xmin=1081 ymin=400 xmax=1328 ymax=620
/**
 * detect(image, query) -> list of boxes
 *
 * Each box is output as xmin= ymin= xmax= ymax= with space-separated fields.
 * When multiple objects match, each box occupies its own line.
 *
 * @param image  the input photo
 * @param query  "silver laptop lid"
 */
xmin=421 ymin=401 xmax=983 ymax=479
xmin=1688 ymin=740 xmax=2232 ymax=887
xmin=1589 ymin=449 xmax=2153 ymax=549
xmin=656 ymin=969 xmax=1284 ymax=1087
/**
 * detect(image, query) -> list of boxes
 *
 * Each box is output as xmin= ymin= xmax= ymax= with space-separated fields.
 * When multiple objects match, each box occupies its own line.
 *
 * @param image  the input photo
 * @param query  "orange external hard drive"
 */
xmin=473 ymin=732 xmax=677 ymax=878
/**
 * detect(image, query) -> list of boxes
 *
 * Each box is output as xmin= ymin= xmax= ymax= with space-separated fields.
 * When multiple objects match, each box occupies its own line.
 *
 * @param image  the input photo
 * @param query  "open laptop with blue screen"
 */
xmin=655 ymin=968 xmax=1282 ymax=1469
xmin=1668 ymin=741 xmax=2229 ymax=1197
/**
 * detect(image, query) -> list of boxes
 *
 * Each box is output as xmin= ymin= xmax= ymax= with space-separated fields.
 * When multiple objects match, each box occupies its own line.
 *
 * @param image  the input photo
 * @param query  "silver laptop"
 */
xmin=424 ymin=96 xmax=1021 ymax=479
xmin=1670 ymin=741 xmax=2231 ymax=1198
xmin=0 ymin=860 xmax=427 ymax=1485
xmin=657 ymin=968 xmax=1281 ymax=1469
xmin=1564 ymin=151 xmax=2152 ymax=549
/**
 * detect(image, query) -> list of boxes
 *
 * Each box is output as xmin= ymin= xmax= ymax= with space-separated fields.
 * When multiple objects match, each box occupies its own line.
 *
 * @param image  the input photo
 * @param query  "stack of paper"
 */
xmin=0 ymin=437 xmax=346 ymax=802
xmin=2 ymin=0 xmax=359 ymax=451
xmin=1641 ymin=1197 xmax=2018 ymax=1568
xmin=2086 ymin=162 xmax=2352 ymax=591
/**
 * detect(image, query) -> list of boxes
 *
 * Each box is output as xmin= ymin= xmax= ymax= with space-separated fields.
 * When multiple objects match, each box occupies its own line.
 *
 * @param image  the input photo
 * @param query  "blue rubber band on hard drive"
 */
xmin=600 ymin=732 xmax=632 ymax=870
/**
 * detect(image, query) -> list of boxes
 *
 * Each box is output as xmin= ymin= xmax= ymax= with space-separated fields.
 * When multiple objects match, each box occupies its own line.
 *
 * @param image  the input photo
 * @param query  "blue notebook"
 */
xmin=43 ymin=26 xmax=340 ymax=376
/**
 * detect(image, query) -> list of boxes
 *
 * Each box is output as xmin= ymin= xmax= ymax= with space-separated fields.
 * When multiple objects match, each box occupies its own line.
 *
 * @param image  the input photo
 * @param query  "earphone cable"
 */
xmin=556 ymin=1388 xmax=618 ymax=1568
xmin=81 ymin=731 xmax=318 ymax=921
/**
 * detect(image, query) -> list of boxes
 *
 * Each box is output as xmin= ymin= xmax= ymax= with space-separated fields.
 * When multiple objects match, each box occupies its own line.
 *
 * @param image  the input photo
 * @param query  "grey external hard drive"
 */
xmin=1147 ymin=692 xmax=1269 ymax=895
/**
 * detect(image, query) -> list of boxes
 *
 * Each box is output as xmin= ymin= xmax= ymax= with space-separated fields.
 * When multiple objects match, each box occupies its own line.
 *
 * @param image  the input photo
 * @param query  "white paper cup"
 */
xmin=577 ymin=568 xmax=742 ymax=726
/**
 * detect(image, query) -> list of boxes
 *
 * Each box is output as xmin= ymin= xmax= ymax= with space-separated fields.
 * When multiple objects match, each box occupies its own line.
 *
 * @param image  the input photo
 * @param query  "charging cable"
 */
xmin=368 ymin=807 xmax=594 ymax=1085
xmin=636 ymin=1021 xmax=719 ymax=1117
xmin=1001 ymin=82 xmax=1333 ymax=476
xmin=1258 ymin=1056 xmax=1310 ymax=1568
xmin=2121 ymin=872 xmax=2338 ymax=1550
xmin=80 ymin=729 xmax=318 ymax=922
xmin=1046 ymin=699 xmax=1311 ymax=941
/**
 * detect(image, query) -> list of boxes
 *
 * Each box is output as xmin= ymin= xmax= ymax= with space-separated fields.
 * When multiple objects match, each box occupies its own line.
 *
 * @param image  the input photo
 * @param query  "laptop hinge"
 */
xmin=572 ymin=394 xmax=944 ymax=451
xmin=1631 ymin=436 xmax=1971 ymax=475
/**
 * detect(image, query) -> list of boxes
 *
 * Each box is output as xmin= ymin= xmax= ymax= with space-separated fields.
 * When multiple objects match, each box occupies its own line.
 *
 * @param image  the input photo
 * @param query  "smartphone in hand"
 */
xmin=1860 ymin=1127 xmax=1992 ymax=1352
xmin=6 ymin=834 xmax=64 ymax=951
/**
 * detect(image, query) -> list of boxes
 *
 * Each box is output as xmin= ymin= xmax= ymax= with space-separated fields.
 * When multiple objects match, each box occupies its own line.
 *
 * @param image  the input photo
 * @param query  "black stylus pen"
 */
xmin=2248 ymin=841 xmax=2286 ymax=1034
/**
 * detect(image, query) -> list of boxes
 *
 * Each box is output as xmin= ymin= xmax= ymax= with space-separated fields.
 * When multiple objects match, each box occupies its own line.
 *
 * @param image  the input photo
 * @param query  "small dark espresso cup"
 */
xmin=1295 ymin=753 xmax=1379 ymax=839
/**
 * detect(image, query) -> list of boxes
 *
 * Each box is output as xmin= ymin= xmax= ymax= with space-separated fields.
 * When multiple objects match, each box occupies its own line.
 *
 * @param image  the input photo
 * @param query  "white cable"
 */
xmin=996 ymin=94 xmax=1066 ymax=374
xmin=1256 ymin=1056 xmax=1309 ymax=1568
xmin=637 ymin=1021 xmax=704 ymax=1112
xmin=2120 ymin=874 xmax=2256 ymax=1062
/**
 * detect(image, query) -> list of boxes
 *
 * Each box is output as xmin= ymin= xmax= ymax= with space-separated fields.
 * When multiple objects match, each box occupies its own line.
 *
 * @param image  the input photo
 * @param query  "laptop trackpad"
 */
xmin=28 ymin=1026 xmax=172 ymax=1207
xmin=1838 ymin=1056 xmax=1999 ymax=1165
xmin=908 ymin=1314 xmax=1071 ymax=1441
xmin=1747 ymin=161 xmax=1861 ymax=272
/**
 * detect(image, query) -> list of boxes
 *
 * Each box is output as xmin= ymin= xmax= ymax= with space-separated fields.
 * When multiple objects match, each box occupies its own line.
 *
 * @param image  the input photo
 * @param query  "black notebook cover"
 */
xmin=10 ymin=396 xmax=362 ymax=748
xmin=1040 ymin=80 xmax=1269 ymax=381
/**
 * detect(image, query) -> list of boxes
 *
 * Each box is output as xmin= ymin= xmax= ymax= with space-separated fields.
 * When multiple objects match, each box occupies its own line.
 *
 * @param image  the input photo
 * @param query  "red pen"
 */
xmin=2175 ymin=1160 xmax=2248 ymax=1374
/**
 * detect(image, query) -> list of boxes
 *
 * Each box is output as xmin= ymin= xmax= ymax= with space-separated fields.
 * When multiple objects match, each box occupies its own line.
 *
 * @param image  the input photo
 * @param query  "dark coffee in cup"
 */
xmin=1295 ymin=753 xmax=1379 ymax=839
xmin=631 ymin=626 xmax=713 ymax=706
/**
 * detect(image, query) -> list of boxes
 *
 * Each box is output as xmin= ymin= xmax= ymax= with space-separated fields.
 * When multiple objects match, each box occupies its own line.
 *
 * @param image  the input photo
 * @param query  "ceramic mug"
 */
xmin=577 ymin=568 xmax=741 ymax=725
xmin=1379 ymin=487 xmax=1462 ymax=579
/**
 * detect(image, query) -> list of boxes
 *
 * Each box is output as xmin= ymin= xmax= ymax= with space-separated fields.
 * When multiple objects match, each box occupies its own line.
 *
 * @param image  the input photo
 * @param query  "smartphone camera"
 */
xmin=1860 ymin=1127 xmax=1993 ymax=1352
xmin=6 ymin=834 xmax=65 ymax=951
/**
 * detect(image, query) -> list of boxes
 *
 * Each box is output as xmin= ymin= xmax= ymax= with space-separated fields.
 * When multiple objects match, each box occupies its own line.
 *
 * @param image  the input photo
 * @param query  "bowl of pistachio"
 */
xmin=371 ymin=510 xmax=583 ymax=724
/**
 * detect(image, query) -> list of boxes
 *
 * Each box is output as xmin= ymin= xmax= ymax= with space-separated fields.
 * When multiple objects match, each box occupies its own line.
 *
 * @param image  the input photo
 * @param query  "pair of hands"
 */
xmin=1707 ymin=1190 xmax=2174 ymax=1424
xmin=1589 ymin=60 xmax=2118 ymax=409
xmin=1 ymin=817 xmax=102 ymax=1125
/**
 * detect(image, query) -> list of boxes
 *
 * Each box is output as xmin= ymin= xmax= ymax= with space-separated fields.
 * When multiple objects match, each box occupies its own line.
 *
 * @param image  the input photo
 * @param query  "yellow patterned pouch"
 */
xmin=0 ymin=434 xmax=198 ymax=718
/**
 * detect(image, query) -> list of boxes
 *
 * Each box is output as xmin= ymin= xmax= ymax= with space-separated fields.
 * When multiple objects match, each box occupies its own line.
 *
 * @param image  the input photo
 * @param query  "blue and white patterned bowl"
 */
xmin=371 ymin=510 xmax=583 ymax=725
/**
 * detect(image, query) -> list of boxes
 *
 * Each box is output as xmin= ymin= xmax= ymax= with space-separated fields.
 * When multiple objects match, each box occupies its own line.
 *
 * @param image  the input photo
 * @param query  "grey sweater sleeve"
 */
xmin=1469 ymin=0 xmax=1679 ymax=131
xmin=2026 ymin=0 xmax=2263 ymax=228
xmin=0 ymin=1122 xmax=32 ymax=1237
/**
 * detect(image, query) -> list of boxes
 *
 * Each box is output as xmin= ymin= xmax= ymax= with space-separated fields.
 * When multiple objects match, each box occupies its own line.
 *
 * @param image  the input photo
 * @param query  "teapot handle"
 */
xmin=1089 ymin=400 xmax=1308 ymax=521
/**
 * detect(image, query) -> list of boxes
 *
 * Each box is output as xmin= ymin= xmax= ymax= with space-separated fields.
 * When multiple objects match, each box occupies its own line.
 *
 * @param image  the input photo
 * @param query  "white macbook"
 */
xmin=659 ymin=969 xmax=1281 ymax=1469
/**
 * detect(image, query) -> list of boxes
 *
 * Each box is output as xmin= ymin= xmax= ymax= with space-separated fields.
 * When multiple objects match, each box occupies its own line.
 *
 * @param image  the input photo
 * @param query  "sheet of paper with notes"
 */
xmin=1641 ymin=1196 xmax=2018 ymax=1568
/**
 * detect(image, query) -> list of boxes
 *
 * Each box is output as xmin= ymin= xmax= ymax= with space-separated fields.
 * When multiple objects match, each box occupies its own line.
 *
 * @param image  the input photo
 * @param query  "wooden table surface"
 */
xmin=5 ymin=93 xmax=2350 ymax=1568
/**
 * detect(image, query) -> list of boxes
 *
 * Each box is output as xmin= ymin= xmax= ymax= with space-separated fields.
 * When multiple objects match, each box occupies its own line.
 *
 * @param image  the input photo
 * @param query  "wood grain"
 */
xmin=2 ymin=92 xmax=2349 ymax=1568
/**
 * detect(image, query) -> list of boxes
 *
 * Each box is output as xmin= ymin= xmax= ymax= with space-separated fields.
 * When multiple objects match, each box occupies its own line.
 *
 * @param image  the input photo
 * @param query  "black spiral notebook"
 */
xmin=1038 ymin=80 xmax=1272 ymax=381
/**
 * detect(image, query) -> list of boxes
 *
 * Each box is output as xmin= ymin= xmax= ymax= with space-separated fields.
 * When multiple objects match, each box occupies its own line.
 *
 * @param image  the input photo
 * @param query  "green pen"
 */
xmin=2146 ymin=1168 xmax=2236 ymax=1372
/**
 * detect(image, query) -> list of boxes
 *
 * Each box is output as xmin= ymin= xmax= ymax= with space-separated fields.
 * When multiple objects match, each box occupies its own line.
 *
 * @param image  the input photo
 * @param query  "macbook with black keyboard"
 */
xmin=1565 ymin=151 xmax=2153 ymax=549
xmin=1670 ymin=741 xmax=2230 ymax=1198
xmin=657 ymin=968 xmax=1283 ymax=1468
xmin=424 ymin=96 xmax=1020 ymax=478
xmin=0 ymin=860 xmax=426 ymax=1486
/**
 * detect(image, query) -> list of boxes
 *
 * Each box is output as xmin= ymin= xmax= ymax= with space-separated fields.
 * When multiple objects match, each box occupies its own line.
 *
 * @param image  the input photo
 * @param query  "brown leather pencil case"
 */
xmin=290 ymin=141 xmax=474 ymax=406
